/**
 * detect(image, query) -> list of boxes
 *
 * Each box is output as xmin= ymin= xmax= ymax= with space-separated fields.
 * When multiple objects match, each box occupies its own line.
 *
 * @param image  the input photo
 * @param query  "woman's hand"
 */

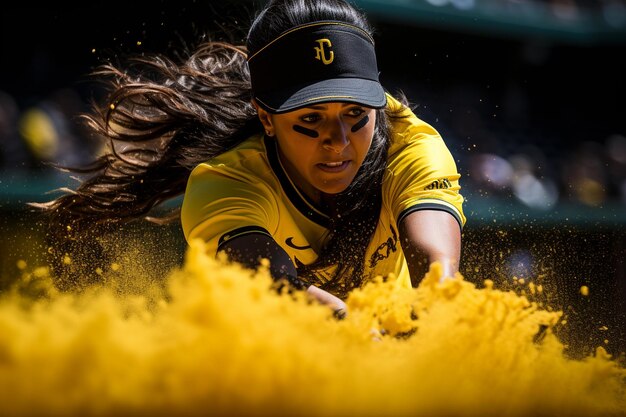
xmin=306 ymin=285 xmax=347 ymax=318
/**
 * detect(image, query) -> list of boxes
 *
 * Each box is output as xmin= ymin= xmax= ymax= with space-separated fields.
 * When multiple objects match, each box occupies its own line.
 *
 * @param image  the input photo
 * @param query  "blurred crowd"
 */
xmin=463 ymin=131 xmax=626 ymax=210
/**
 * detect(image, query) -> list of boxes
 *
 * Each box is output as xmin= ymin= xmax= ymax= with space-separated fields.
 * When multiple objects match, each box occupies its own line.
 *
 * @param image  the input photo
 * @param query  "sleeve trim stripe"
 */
xmin=397 ymin=201 xmax=464 ymax=231
xmin=217 ymin=226 xmax=272 ymax=250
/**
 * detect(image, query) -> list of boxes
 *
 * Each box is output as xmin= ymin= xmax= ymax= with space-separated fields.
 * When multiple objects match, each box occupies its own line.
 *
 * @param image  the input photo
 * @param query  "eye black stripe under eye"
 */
xmin=351 ymin=115 xmax=370 ymax=133
xmin=293 ymin=124 xmax=319 ymax=138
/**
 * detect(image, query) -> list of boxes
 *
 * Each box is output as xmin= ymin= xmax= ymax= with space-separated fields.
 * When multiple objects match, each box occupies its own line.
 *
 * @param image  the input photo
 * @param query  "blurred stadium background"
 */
xmin=1 ymin=0 xmax=625 ymax=356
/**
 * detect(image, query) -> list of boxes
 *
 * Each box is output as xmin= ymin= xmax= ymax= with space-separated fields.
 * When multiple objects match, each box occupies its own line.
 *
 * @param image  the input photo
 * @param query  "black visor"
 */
xmin=247 ymin=21 xmax=386 ymax=113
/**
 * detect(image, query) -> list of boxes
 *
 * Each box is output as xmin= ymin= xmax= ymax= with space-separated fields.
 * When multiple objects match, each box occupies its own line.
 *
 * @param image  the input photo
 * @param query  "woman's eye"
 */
xmin=300 ymin=114 xmax=321 ymax=123
xmin=347 ymin=108 xmax=365 ymax=117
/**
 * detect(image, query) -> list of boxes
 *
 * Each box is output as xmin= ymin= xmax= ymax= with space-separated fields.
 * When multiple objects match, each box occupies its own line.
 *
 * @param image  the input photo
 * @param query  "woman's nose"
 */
xmin=322 ymin=119 xmax=350 ymax=153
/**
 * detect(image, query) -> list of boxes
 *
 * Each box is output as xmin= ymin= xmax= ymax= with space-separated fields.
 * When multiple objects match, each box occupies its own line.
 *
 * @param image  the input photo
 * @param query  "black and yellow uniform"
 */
xmin=181 ymin=94 xmax=465 ymax=289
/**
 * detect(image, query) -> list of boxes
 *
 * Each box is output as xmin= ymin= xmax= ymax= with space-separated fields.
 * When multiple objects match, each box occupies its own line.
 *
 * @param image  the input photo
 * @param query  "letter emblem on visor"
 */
xmin=314 ymin=38 xmax=334 ymax=65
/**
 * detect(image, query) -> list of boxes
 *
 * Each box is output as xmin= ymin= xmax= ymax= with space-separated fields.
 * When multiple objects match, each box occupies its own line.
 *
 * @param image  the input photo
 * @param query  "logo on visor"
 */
xmin=314 ymin=39 xmax=334 ymax=65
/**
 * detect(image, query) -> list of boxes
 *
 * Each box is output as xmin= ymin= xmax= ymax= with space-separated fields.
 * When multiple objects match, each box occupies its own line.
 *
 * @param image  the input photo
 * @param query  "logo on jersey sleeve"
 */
xmin=424 ymin=178 xmax=452 ymax=190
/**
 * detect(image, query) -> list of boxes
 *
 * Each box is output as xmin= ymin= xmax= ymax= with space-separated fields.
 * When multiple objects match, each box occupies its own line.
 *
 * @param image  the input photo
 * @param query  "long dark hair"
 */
xmin=33 ymin=0 xmax=407 ymax=294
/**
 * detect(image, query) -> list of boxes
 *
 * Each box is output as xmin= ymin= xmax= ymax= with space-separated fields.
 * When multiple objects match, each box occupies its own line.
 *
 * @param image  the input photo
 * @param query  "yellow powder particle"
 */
xmin=111 ymin=263 xmax=120 ymax=271
xmin=62 ymin=254 xmax=71 ymax=265
xmin=16 ymin=260 xmax=27 ymax=270
xmin=580 ymin=285 xmax=589 ymax=296
xmin=33 ymin=267 xmax=49 ymax=278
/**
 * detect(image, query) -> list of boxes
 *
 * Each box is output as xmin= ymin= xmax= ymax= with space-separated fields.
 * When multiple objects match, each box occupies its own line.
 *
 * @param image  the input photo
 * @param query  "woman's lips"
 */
xmin=317 ymin=161 xmax=350 ymax=173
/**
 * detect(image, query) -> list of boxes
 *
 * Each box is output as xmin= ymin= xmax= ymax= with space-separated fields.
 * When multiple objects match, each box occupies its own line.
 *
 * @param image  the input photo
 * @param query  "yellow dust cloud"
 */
xmin=0 ymin=239 xmax=624 ymax=417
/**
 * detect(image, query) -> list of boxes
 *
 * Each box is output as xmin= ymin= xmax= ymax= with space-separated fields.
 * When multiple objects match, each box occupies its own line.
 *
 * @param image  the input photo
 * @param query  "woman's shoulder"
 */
xmin=385 ymin=93 xmax=442 ymax=151
xmin=189 ymin=133 xmax=272 ymax=181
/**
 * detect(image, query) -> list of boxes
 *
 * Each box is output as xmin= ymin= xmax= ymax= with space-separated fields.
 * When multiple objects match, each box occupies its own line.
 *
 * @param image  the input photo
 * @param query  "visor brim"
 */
xmin=255 ymin=78 xmax=387 ymax=114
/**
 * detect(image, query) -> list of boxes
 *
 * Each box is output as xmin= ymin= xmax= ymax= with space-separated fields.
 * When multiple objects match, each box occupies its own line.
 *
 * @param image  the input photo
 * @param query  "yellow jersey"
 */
xmin=181 ymin=94 xmax=465 ymax=288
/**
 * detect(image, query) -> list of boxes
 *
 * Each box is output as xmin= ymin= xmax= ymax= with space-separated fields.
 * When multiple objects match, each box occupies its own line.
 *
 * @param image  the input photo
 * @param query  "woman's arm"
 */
xmin=398 ymin=209 xmax=461 ymax=285
xmin=219 ymin=233 xmax=347 ymax=313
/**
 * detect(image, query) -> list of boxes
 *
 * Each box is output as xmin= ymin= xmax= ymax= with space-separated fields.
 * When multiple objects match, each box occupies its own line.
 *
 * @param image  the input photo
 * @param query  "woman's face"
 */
xmin=256 ymin=102 xmax=377 ymax=204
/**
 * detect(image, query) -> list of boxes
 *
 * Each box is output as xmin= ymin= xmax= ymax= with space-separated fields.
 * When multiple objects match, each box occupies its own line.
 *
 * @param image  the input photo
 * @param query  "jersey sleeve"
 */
xmin=385 ymin=98 xmax=466 ymax=230
xmin=181 ymin=162 xmax=279 ymax=256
